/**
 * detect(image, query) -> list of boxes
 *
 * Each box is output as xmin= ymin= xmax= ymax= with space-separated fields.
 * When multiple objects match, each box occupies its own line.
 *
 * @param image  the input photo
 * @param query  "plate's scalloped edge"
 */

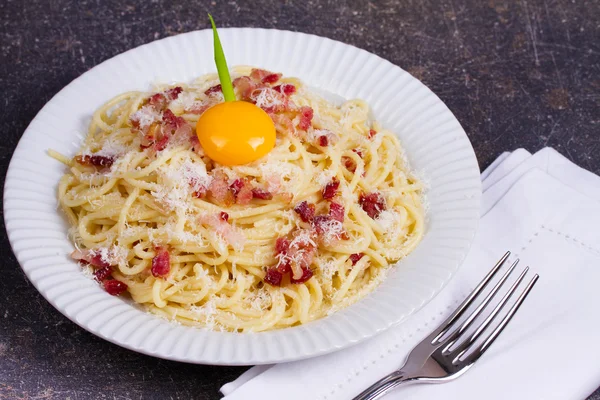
xmin=3 ymin=28 xmax=481 ymax=365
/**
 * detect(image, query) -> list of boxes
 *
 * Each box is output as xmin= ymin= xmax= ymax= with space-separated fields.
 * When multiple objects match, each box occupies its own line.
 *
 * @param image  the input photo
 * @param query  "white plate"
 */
xmin=3 ymin=28 xmax=481 ymax=365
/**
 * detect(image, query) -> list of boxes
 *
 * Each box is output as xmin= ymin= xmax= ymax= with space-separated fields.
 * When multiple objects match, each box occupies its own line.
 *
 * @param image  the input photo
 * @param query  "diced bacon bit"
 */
xmin=294 ymin=201 xmax=316 ymax=223
xmin=287 ymin=229 xmax=317 ymax=280
xmin=199 ymin=213 xmax=246 ymax=250
xmin=71 ymin=249 xmax=111 ymax=268
xmin=151 ymin=246 xmax=171 ymax=278
xmin=343 ymin=156 xmax=357 ymax=173
xmin=148 ymin=93 xmax=167 ymax=109
xmin=75 ymin=154 xmax=115 ymax=168
xmin=262 ymin=73 xmax=282 ymax=84
xmin=264 ymin=232 xmax=316 ymax=286
xmin=252 ymin=188 xmax=273 ymax=200
xmin=104 ymin=279 xmax=128 ymax=296
xmin=359 ymin=192 xmax=387 ymax=219
xmin=153 ymin=135 xmax=170 ymax=151
xmin=353 ymin=148 xmax=364 ymax=158
xmin=229 ymin=179 xmax=244 ymax=196
xmin=322 ymin=178 xmax=340 ymax=200
xmin=270 ymin=113 xmax=294 ymax=134
xmin=275 ymin=237 xmax=290 ymax=254
xmin=349 ymin=253 xmax=364 ymax=266
xmin=208 ymin=171 xmax=234 ymax=205
xmin=188 ymin=103 xmax=211 ymax=115
xmin=162 ymin=109 xmax=192 ymax=139
xmin=219 ymin=211 xmax=229 ymax=222
xmin=250 ymin=68 xmax=280 ymax=83
xmin=204 ymin=84 xmax=222 ymax=96
xmin=251 ymin=87 xmax=289 ymax=113
xmin=94 ymin=266 xmax=112 ymax=282
xmin=190 ymin=176 xmax=208 ymax=198
xmin=230 ymin=178 xmax=253 ymax=205
xmin=368 ymin=129 xmax=377 ymax=139
xmin=145 ymin=86 xmax=183 ymax=110
xmin=165 ymin=86 xmax=183 ymax=101
xmin=233 ymin=76 xmax=259 ymax=100
xmin=290 ymin=266 xmax=313 ymax=284
xmin=273 ymin=83 xmax=296 ymax=96
xmin=297 ymin=106 xmax=314 ymax=131
xmin=264 ymin=268 xmax=283 ymax=286
xmin=318 ymin=135 xmax=329 ymax=147
xmin=329 ymin=202 xmax=345 ymax=223
xmin=190 ymin=134 xmax=201 ymax=150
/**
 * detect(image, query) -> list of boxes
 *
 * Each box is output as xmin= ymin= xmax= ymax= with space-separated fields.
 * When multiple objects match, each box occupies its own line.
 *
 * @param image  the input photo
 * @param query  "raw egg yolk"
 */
xmin=196 ymin=101 xmax=276 ymax=166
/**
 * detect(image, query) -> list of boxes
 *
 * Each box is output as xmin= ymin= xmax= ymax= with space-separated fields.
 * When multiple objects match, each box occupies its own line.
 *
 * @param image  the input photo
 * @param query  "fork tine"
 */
xmin=454 ymin=273 xmax=539 ymax=365
xmin=441 ymin=259 xmax=520 ymax=354
xmin=432 ymin=251 xmax=511 ymax=343
xmin=449 ymin=266 xmax=529 ymax=360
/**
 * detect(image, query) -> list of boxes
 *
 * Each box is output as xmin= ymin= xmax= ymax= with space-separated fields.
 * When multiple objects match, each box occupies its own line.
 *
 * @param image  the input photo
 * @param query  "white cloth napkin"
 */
xmin=221 ymin=148 xmax=600 ymax=400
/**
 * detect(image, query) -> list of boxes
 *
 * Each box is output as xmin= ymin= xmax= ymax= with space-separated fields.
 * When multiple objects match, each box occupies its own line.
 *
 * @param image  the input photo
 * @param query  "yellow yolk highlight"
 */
xmin=196 ymin=101 xmax=276 ymax=166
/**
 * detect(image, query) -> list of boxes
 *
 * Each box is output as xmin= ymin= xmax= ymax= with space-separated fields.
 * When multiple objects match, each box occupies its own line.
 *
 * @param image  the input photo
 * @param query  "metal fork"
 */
xmin=353 ymin=251 xmax=539 ymax=400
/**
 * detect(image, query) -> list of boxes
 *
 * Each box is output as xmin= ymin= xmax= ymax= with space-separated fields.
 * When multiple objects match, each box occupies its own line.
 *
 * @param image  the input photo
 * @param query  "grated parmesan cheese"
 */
xmin=168 ymin=91 xmax=197 ymax=114
xmin=317 ymin=219 xmax=344 ymax=245
xmin=253 ymin=88 xmax=285 ymax=111
xmin=151 ymin=158 xmax=211 ymax=213
xmin=376 ymin=210 xmax=399 ymax=232
xmin=130 ymin=105 xmax=161 ymax=129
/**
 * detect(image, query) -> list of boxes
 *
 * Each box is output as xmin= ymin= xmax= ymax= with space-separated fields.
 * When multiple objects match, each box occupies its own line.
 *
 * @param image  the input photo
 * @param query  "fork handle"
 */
xmin=353 ymin=370 xmax=415 ymax=400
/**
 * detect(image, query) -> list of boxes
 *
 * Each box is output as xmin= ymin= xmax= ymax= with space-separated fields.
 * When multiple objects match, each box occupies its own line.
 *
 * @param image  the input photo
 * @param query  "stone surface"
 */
xmin=0 ymin=0 xmax=599 ymax=398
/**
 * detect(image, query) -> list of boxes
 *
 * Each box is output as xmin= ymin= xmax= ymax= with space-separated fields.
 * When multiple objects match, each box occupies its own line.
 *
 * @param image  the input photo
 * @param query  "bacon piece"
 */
xmin=199 ymin=213 xmax=245 ymax=250
xmin=71 ymin=249 xmax=111 ymax=268
xmin=104 ymin=279 xmax=128 ymax=296
xmin=273 ymin=84 xmax=296 ymax=96
xmin=329 ymin=202 xmax=345 ymax=223
xmin=151 ymin=246 xmax=170 ymax=278
xmin=288 ymin=229 xmax=317 ymax=280
xmin=251 ymin=87 xmax=289 ymax=113
xmin=263 ymin=73 xmax=282 ymax=84
xmin=233 ymin=76 xmax=259 ymax=100
xmin=204 ymin=84 xmax=222 ymax=96
xmin=298 ymin=106 xmax=313 ymax=130
xmin=294 ymin=201 xmax=316 ymax=223
xmin=264 ymin=268 xmax=283 ymax=286
xmin=290 ymin=266 xmax=313 ymax=284
xmin=318 ymin=135 xmax=329 ymax=147
xmin=75 ymin=154 xmax=115 ymax=168
xmin=165 ymin=86 xmax=183 ymax=101
xmin=275 ymin=237 xmax=290 ymax=254
xmin=359 ymin=192 xmax=387 ymax=219
xmin=208 ymin=171 xmax=234 ymax=205
xmin=219 ymin=211 xmax=229 ymax=222
xmin=349 ymin=253 xmax=364 ymax=266
xmin=162 ymin=109 xmax=192 ymax=139
xmin=153 ymin=135 xmax=170 ymax=151
xmin=270 ymin=113 xmax=294 ymax=134
xmin=252 ymin=188 xmax=273 ymax=200
xmin=368 ymin=129 xmax=377 ymax=139
xmin=148 ymin=93 xmax=167 ymax=109
xmin=322 ymin=178 xmax=340 ymax=200
xmin=188 ymin=103 xmax=211 ymax=115
xmin=94 ymin=266 xmax=112 ymax=282
xmin=229 ymin=179 xmax=244 ymax=196
xmin=250 ymin=68 xmax=281 ymax=83
xmin=230 ymin=178 xmax=253 ymax=205
xmin=353 ymin=148 xmax=364 ymax=158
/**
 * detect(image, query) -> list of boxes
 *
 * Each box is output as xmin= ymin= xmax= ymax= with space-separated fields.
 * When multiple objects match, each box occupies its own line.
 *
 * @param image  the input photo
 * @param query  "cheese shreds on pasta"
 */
xmin=51 ymin=66 xmax=425 ymax=332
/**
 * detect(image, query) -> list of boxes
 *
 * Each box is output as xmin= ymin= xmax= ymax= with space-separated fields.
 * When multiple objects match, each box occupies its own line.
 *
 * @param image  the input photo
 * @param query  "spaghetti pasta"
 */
xmin=51 ymin=66 xmax=425 ymax=332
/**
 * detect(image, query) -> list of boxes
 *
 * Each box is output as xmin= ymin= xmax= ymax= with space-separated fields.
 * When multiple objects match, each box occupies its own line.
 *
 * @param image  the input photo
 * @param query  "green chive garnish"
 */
xmin=208 ymin=14 xmax=236 ymax=102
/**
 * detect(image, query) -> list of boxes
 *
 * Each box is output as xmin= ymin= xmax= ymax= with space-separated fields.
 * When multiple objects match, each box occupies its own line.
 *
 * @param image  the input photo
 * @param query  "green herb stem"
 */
xmin=208 ymin=14 xmax=235 ymax=102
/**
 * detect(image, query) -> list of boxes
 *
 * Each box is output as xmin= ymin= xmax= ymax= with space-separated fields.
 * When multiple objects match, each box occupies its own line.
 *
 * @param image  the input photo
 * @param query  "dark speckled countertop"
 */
xmin=1 ymin=0 xmax=599 ymax=399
